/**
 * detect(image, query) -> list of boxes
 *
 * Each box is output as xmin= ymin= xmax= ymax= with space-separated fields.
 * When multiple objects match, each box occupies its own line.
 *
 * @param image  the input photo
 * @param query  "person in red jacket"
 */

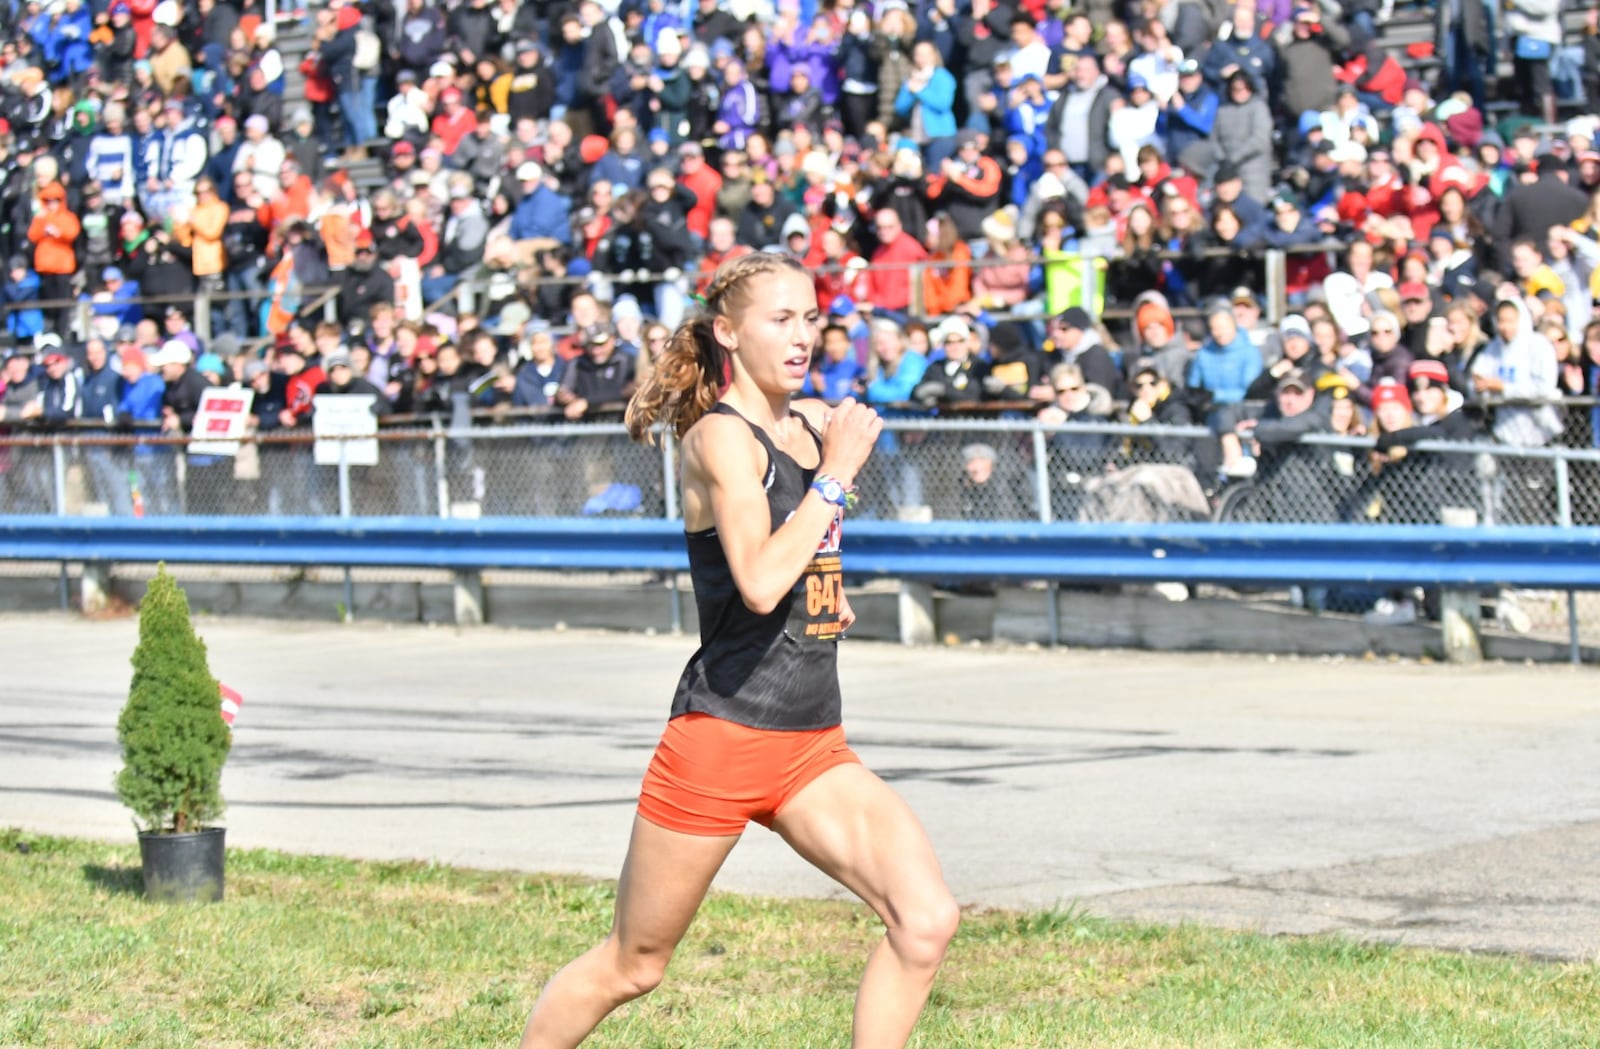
xmin=276 ymin=328 xmax=326 ymax=430
xmin=431 ymin=88 xmax=477 ymax=155
xmin=28 ymin=183 xmax=81 ymax=332
xmin=676 ymin=143 xmax=722 ymax=241
xmin=128 ymin=0 xmax=156 ymax=57
xmin=863 ymin=209 xmax=928 ymax=320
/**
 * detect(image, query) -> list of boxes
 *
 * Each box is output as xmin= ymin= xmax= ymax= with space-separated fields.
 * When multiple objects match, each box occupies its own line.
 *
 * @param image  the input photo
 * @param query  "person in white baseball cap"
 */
xmin=148 ymin=340 xmax=194 ymax=370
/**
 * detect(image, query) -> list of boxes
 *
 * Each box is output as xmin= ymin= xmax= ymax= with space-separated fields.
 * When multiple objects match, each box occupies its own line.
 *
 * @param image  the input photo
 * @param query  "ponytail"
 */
xmin=625 ymin=313 xmax=725 ymax=443
xmin=625 ymin=251 xmax=810 ymax=443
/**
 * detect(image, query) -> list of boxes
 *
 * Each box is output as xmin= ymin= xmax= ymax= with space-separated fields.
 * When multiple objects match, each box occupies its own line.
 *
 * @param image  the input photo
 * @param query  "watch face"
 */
xmin=820 ymin=480 xmax=842 ymax=502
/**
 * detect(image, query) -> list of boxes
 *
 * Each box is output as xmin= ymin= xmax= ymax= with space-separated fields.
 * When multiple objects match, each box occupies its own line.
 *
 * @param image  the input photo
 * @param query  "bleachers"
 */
xmin=273 ymin=14 xmax=389 ymax=188
xmin=1376 ymin=3 xmax=1595 ymax=121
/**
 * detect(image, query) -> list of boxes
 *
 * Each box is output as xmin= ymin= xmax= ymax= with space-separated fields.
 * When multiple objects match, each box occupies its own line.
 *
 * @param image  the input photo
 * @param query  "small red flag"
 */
xmin=220 ymin=684 xmax=243 ymax=726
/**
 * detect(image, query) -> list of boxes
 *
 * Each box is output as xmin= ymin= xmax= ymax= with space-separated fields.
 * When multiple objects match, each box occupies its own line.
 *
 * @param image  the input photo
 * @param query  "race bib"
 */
xmin=789 ymin=511 xmax=845 ymax=642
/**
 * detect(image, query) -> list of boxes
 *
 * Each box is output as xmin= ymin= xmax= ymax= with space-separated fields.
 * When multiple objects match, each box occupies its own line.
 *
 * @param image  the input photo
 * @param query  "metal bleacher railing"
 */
xmin=1 ymin=240 xmax=1340 ymax=348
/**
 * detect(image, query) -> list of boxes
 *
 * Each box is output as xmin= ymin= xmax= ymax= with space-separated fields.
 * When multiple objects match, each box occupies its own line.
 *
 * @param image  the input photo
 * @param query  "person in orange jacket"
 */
xmin=187 ymin=176 xmax=231 ymax=331
xmin=28 ymin=183 xmax=81 ymax=332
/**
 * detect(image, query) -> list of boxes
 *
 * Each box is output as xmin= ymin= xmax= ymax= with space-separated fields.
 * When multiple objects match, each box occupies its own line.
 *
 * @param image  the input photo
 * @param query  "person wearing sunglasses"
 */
xmin=1356 ymin=309 xmax=1414 ymax=409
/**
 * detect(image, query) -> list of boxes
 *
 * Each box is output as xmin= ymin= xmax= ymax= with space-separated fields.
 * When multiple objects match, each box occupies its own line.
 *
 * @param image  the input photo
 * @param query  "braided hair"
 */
xmin=625 ymin=252 xmax=812 ymax=443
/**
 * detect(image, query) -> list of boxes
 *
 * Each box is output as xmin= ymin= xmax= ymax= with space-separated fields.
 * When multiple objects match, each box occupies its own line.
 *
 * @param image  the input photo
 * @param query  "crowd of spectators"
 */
xmin=0 ymin=0 xmax=1598 ymax=526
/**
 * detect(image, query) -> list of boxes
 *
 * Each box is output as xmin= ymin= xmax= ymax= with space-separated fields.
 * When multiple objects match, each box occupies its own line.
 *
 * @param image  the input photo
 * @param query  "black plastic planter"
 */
xmin=138 ymin=827 xmax=226 ymax=903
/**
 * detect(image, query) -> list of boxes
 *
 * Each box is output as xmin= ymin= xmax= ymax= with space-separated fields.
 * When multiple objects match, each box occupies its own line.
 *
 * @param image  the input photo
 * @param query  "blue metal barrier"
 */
xmin=3 ymin=517 xmax=1599 ymax=590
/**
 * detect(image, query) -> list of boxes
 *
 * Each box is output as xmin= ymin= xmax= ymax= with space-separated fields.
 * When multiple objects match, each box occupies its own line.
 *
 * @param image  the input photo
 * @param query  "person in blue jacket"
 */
xmin=1187 ymin=300 xmax=1264 ymax=412
xmin=116 ymin=346 xmax=174 ymax=515
xmin=33 ymin=0 xmax=95 ymax=84
xmin=1165 ymin=59 xmax=1219 ymax=163
xmin=803 ymin=323 xmax=866 ymax=402
xmin=83 ymin=266 xmax=144 ymax=328
xmin=509 ymin=162 xmax=573 ymax=244
xmin=860 ymin=319 xmax=930 ymax=513
xmin=895 ymin=42 xmax=958 ymax=166
xmin=1 ymin=257 xmax=45 ymax=344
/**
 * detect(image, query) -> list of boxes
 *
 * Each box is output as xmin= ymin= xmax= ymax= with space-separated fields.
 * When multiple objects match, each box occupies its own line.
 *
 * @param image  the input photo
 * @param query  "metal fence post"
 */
xmin=661 ymin=428 xmax=683 ymax=635
xmin=52 ymin=442 xmax=69 ymax=609
xmin=908 ymin=261 xmax=926 ymax=320
xmin=660 ymin=428 xmax=679 ymax=522
xmin=1555 ymin=454 xmax=1580 ymax=665
xmin=1031 ymin=424 xmax=1060 ymax=646
xmin=1031 ymin=426 xmax=1052 ymax=524
xmin=338 ymin=441 xmax=354 ymax=623
xmin=195 ymin=285 xmax=212 ymax=342
xmin=1263 ymin=250 xmax=1287 ymax=324
xmin=432 ymin=419 xmax=450 ymax=518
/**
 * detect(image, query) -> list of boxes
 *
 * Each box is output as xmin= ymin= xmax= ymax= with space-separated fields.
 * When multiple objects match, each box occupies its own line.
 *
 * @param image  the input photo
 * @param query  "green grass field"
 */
xmin=2 ymin=829 xmax=1595 ymax=1048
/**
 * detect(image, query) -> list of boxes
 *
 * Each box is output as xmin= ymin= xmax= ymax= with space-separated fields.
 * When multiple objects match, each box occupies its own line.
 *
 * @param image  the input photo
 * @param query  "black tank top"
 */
xmin=669 ymin=403 xmax=845 ymax=730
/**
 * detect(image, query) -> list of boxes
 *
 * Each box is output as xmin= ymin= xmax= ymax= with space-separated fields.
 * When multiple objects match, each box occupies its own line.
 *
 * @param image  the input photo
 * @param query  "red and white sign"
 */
xmin=188 ymin=388 xmax=256 ymax=457
xmin=220 ymin=684 xmax=243 ymax=726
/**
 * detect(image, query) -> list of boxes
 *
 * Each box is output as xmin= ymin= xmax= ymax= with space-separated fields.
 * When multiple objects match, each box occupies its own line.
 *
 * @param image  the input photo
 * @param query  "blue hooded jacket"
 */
xmin=1187 ymin=329 xmax=1263 ymax=405
xmin=894 ymin=67 xmax=957 ymax=141
xmin=510 ymin=185 xmax=573 ymax=244
xmin=34 ymin=5 xmax=94 ymax=83
xmin=2 ymin=270 xmax=44 ymax=340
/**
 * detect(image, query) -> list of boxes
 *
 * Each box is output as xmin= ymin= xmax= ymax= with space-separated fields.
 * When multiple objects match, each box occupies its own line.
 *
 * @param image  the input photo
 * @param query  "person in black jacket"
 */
xmin=954 ymin=0 xmax=1012 ymax=134
xmin=1048 ymin=307 xmax=1122 ymax=398
xmin=638 ymin=168 xmax=697 ymax=264
xmin=447 ymin=0 xmax=498 ymax=64
xmin=556 ymin=325 xmax=635 ymax=419
xmin=734 ymin=174 xmax=799 ymax=250
xmin=396 ymin=0 xmax=447 ymax=79
xmin=505 ymin=40 xmax=556 ymax=125
xmin=370 ymin=190 xmax=424 ymax=263
xmin=578 ymin=0 xmax=622 ymax=135
xmin=1496 ymin=161 xmax=1590 ymax=245
xmin=913 ymin=316 xmax=990 ymax=406
xmin=337 ymin=235 xmax=395 ymax=327
xmin=1355 ymin=367 xmax=1487 ymax=526
xmin=314 ymin=349 xmax=392 ymax=410
xmin=1242 ymin=314 xmax=1328 ymax=401
xmin=691 ymin=0 xmax=745 ymax=49
xmin=221 ymin=172 xmax=270 ymax=337
xmin=100 ymin=3 xmax=138 ymax=85
xmin=154 ymin=341 xmax=210 ymax=437
xmin=124 ymin=221 xmax=196 ymax=304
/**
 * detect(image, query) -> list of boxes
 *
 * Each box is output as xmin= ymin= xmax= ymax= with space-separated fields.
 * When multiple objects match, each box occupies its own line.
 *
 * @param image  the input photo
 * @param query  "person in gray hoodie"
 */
xmin=1045 ymin=54 xmax=1115 ymax=180
xmin=1212 ymin=71 xmax=1275 ymax=206
xmin=1471 ymin=296 xmax=1563 ymax=448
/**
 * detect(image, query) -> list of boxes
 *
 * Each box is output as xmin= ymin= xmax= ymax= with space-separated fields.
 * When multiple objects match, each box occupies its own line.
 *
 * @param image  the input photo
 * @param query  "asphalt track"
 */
xmin=4 ymin=613 xmax=1599 ymax=961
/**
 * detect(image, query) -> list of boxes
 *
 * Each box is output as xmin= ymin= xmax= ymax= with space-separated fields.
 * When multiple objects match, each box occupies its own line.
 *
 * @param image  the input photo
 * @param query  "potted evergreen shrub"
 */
xmin=115 ymin=565 xmax=233 ymax=902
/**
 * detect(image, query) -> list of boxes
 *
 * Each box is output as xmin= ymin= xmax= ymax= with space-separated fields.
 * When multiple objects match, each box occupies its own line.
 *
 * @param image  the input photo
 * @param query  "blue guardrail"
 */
xmin=2 ymin=517 xmax=1598 ymax=590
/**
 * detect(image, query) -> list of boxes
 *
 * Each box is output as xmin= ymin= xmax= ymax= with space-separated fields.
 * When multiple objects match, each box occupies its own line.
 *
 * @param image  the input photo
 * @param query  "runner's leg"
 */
xmin=771 ymin=763 xmax=960 ymax=1049
xmin=519 ymin=815 xmax=739 ymax=1049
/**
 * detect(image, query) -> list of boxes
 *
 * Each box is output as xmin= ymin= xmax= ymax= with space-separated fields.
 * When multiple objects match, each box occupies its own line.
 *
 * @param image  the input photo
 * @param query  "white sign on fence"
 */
xmin=313 ymin=394 xmax=380 ymax=466
xmin=188 ymin=388 xmax=255 ymax=457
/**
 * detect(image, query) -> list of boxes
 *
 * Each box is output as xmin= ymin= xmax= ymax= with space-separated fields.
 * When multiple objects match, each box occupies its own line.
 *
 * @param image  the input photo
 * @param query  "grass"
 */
xmin=1 ymin=829 xmax=1596 ymax=1048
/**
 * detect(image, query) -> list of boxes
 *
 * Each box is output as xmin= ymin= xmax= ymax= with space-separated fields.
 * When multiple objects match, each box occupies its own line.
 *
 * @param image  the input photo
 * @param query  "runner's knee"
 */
xmin=612 ymin=947 xmax=672 ymax=1000
xmin=888 ymin=890 xmax=960 ymax=969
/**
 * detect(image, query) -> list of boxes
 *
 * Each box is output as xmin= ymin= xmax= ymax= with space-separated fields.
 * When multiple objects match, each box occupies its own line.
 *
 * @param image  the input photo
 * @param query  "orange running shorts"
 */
xmin=637 ymin=712 xmax=862 ymax=836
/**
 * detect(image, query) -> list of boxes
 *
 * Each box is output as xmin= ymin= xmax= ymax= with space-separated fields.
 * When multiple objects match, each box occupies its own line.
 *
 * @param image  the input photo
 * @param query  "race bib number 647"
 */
xmin=791 ymin=512 xmax=845 ymax=642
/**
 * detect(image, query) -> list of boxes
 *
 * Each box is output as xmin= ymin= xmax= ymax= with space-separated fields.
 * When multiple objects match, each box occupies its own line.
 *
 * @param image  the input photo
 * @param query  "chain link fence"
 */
xmin=7 ymin=418 xmax=1600 ymax=528
xmin=5 ymin=417 xmax=1597 ymax=652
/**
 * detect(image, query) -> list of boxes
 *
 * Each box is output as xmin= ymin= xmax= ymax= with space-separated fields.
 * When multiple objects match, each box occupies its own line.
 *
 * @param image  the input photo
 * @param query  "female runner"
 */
xmin=519 ymin=252 xmax=959 ymax=1048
